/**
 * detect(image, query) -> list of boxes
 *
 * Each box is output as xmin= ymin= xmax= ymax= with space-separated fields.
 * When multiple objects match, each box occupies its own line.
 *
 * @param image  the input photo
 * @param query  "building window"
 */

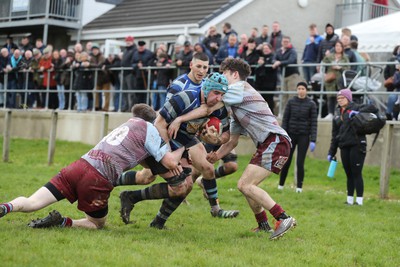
xmin=12 ymin=0 xmax=29 ymax=12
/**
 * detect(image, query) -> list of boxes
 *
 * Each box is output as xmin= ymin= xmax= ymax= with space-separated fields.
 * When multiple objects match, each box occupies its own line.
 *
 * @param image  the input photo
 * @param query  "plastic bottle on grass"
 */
xmin=327 ymin=157 xmax=337 ymax=178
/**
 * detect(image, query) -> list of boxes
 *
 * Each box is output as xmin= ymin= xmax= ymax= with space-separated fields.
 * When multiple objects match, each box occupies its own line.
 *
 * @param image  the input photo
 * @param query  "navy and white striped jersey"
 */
xmin=166 ymin=73 xmax=203 ymax=101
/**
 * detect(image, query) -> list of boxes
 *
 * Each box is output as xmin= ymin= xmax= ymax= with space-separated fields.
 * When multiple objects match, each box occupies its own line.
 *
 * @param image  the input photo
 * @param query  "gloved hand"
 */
xmin=309 ymin=142 xmax=316 ymax=152
xmin=348 ymin=110 xmax=359 ymax=118
xmin=327 ymin=154 xmax=332 ymax=162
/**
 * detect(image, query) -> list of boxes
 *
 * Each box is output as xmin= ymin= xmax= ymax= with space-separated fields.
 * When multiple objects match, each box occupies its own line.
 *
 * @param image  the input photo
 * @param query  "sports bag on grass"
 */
xmin=351 ymin=112 xmax=386 ymax=135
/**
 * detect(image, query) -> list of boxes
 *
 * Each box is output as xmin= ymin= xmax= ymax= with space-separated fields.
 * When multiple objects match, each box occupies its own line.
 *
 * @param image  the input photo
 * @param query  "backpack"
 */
xmin=351 ymin=112 xmax=386 ymax=135
xmin=351 ymin=112 xmax=386 ymax=150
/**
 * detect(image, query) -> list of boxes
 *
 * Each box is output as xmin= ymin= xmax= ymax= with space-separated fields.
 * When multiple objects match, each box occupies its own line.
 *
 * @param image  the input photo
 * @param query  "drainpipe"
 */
xmin=77 ymin=0 xmax=84 ymax=43
xmin=43 ymin=0 xmax=51 ymax=44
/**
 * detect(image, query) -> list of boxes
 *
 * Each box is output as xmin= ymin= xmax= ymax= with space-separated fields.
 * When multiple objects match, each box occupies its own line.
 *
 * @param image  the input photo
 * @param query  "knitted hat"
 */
xmin=326 ymin=23 xmax=334 ymax=29
xmin=297 ymin=81 xmax=308 ymax=89
xmin=337 ymin=88 xmax=352 ymax=102
xmin=91 ymin=42 xmax=100 ymax=49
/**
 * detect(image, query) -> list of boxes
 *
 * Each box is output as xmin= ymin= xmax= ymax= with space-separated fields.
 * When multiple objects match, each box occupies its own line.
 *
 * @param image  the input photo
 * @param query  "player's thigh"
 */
xmin=238 ymin=164 xmax=270 ymax=187
xmin=189 ymin=144 xmax=213 ymax=174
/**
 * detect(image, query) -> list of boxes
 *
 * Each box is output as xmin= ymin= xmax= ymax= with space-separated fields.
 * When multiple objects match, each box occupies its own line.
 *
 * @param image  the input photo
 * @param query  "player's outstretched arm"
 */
xmin=167 ymin=102 xmax=225 ymax=139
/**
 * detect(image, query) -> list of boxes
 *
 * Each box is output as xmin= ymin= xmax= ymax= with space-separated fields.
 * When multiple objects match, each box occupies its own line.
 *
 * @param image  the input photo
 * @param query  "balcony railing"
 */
xmin=0 ymin=0 xmax=81 ymax=23
xmin=335 ymin=1 xmax=400 ymax=28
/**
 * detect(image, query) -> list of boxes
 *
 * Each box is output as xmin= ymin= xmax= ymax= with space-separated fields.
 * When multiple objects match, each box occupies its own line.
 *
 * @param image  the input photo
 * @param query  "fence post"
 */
xmin=47 ymin=111 xmax=58 ymax=165
xmin=379 ymin=123 xmax=393 ymax=199
xmin=101 ymin=112 xmax=109 ymax=138
xmin=2 ymin=110 xmax=12 ymax=162
xmin=93 ymin=69 xmax=98 ymax=111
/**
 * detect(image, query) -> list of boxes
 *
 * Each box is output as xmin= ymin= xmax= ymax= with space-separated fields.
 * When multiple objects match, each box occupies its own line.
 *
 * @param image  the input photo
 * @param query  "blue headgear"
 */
xmin=202 ymin=72 xmax=228 ymax=98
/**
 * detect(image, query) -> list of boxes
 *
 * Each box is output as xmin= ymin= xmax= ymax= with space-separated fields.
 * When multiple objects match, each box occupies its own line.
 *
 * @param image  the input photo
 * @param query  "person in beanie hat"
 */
xmin=337 ymin=88 xmax=352 ymax=102
xmin=316 ymin=23 xmax=339 ymax=63
xmin=327 ymin=87 xmax=378 ymax=206
xmin=279 ymin=81 xmax=318 ymax=193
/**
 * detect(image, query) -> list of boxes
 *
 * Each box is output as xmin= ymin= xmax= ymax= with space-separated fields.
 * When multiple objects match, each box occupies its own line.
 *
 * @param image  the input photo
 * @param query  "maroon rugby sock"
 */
xmin=255 ymin=210 xmax=268 ymax=223
xmin=61 ymin=217 xmax=73 ymax=227
xmin=269 ymin=203 xmax=285 ymax=220
xmin=0 ymin=203 xmax=13 ymax=215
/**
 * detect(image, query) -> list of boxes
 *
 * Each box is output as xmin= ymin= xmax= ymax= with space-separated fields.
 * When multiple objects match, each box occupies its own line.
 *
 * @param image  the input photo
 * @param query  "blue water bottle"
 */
xmin=327 ymin=157 xmax=337 ymax=178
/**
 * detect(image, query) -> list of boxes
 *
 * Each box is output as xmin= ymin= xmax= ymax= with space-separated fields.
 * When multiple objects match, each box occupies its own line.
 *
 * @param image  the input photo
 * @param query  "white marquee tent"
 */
xmin=337 ymin=11 xmax=400 ymax=53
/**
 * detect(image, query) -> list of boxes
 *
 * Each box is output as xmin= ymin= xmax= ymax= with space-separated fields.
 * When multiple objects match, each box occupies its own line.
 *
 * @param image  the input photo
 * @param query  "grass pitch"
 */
xmin=0 ymin=138 xmax=399 ymax=267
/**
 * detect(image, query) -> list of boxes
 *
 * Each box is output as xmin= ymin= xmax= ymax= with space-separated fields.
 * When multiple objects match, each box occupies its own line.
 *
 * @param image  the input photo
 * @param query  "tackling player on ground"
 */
xmin=0 ymin=104 xmax=188 ymax=229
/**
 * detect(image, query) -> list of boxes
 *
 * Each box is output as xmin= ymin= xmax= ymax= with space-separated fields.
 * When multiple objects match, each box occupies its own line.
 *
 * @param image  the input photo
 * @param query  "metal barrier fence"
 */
xmin=1 ymin=61 xmax=399 ymax=118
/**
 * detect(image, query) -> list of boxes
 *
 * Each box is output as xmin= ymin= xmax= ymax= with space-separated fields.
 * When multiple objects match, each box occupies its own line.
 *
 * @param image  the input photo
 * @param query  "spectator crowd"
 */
xmin=1 ymin=21 xmax=399 ymax=119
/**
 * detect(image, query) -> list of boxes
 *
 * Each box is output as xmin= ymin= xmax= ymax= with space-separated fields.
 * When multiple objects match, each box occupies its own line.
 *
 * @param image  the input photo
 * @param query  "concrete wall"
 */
xmin=1 ymin=109 xmax=399 ymax=169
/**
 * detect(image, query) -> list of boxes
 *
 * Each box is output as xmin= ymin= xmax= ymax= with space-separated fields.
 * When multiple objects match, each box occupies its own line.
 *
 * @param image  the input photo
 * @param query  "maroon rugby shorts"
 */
xmin=49 ymin=158 xmax=113 ymax=213
xmin=250 ymin=134 xmax=290 ymax=174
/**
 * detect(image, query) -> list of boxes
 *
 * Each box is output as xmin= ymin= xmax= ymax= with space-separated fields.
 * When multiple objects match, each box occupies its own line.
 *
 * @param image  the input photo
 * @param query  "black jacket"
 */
xmin=274 ymin=46 xmax=299 ymax=77
xmin=121 ymin=45 xmax=137 ymax=76
xmin=328 ymin=102 xmax=378 ymax=156
xmin=282 ymin=96 xmax=318 ymax=141
xmin=73 ymin=61 xmax=93 ymax=90
xmin=255 ymin=52 xmax=277 ymax=90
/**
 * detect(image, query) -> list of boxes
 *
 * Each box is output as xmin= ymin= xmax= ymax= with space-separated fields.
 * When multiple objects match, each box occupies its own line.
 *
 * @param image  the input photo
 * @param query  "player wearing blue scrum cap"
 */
xmin=120 ymin=60 xmax=239 ymax=229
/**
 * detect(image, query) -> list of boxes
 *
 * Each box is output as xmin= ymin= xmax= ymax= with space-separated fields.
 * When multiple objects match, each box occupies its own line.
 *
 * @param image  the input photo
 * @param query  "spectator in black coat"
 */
xmin=202 ymin=25 xmax=222 ymax=56
xmin=0 ymin=48 xmax=10 ymax=107
xmin=328 ymin=89 xmax=378 ymax=206
xmin=255 ymin=43 xmax=278 ymax=113
xmin=104 ymin=53 xmax=122 ymax=111
xmin=121 ymin=35 xmax=137 ymax=111
xmin=175 ymin=41 xmax=193 ymax=74
xmin=152 ymin=52 xmax=173 ymax=111
xmin=19 ymin=35 xmax=34 ymax=55
xmin=240 ymin=37 xmax=260 ymax=87
xmin=272 ymin=35 xmax=301 ymax=112
xmin=3 ymin=36 xmax=18 ymax=54
xmin=132 ymin=41 xmax=155 ymax=105
xmin=317 ymin=23 xmax=339 ymax=63
xmin=279 ymin=82 xmax=318 ymax=192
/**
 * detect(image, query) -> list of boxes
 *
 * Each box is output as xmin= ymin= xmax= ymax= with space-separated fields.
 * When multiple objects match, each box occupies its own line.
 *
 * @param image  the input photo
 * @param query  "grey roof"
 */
xmin=84 ymin=0 xmax=239 ymax=30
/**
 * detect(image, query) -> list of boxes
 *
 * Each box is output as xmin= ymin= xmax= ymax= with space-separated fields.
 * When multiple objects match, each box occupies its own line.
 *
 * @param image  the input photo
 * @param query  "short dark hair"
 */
xmin=131 ymin=104 xmax=156 ymax=122
xmin=223 ymin=22 xmax=232 ymax=29
xmin=192 ymin=52 xmax=209 ymax=62
xmin=392 ymin=45 xmax=400 ymax=56
xmin=248 ymin=37 xmax=256 ymax=43
xmin=350 ymin=40 xmax=358 ymax=50
xmin=219 ymin=58 xmax=251 ymax=81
